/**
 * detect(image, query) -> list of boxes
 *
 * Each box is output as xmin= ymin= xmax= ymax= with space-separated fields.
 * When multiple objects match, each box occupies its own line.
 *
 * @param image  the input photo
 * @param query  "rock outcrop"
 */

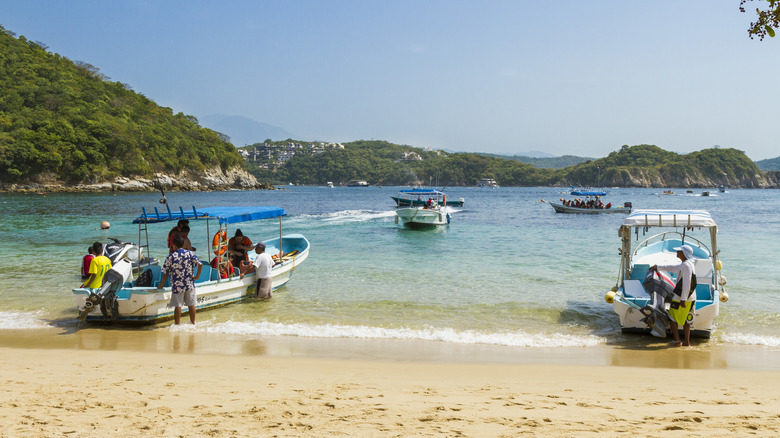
xmin=1 ymin=166 xmax=267 ymax=193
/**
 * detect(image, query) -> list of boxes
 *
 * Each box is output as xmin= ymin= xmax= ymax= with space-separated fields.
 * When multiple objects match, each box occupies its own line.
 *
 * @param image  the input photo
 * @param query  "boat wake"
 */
xmin=292 ymin=210 xmax=396 ymax=225
xmin=170 ymin=320 xmax=606 ymax=348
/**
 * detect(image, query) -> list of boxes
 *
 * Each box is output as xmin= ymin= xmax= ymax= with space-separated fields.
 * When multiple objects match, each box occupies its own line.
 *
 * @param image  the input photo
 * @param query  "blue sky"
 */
xmin=2 ymin=1 xmax=778 ymax=159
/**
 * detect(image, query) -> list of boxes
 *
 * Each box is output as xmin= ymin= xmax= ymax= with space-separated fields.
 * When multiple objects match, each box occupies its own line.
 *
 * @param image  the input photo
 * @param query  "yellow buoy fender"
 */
xmin=716 ymin=260 xmax=723 ymax=271
xmin=605 ymin=291 xmax=616 ymax=304
xmin=719 ymin=291 xmax=729 ymax=303
xmin=719 ymin=275 xmax=727 ymax=286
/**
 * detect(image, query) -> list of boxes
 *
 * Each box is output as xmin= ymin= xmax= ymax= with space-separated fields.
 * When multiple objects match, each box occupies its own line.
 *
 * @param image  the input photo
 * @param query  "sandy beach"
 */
xmin=2 ymin=339 xmax=780 ymax=437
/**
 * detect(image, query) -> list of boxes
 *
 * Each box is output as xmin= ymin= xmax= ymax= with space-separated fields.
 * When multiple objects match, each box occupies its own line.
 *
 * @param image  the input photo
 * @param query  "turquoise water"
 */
xmin=1 ymin=187 xmax=779 ymax=349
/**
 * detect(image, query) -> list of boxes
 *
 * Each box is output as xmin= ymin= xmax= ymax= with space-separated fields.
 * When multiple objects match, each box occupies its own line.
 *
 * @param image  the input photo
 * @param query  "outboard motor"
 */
xmin=78 ymin=259 xmax=134 ymax=321
xmin=624 ymin=202 xmax=632 ymax=209
xmin=639 ymin=270 xmax=675 ymax=337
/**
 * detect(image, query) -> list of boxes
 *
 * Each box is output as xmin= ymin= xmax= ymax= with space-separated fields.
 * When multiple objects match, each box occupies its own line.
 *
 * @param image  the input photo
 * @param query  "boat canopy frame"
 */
xmin=132 ymin=205 xmax=287 ymax=280
xmin=615 ymin=210 xmax=720 ymax=291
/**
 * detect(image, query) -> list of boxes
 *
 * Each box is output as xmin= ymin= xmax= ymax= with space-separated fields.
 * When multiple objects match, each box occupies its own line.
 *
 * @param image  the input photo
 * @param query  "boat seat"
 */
xmin=630 ymin=264 xmax=651 ymax=281
xmin=623 ymin=280 xmax=649 ymax=298
xmin=194 ymin=265 xmax=211 ymax=284
xmin=136 ymin=265 xmax=162 ymax=287
xmin=694 ymin=283 xmax=713 ymax=301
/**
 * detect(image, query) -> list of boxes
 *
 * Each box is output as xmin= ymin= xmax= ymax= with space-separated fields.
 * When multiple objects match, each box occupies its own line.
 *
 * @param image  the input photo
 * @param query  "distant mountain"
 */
xmin=518 ymin=150 xmax=556 ymax=158
xmin=477 ymin=153 xmax=592 ymax=169
xmin=756 ymin=156 xmax=780 ymax=171
xmin=199 ymin=114 xmax=299 ymax=147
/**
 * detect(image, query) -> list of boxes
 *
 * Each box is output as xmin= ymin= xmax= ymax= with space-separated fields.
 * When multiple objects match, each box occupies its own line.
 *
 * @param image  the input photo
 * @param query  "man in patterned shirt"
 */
xmin=158 ymin=235 xmax=203 ymax=324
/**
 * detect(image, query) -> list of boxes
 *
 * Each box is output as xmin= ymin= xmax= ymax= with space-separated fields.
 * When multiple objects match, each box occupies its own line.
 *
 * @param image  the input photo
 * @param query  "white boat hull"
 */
xmin=74 ymin=235 xmax=309 ymax=324
xmin=395 ymin=207 xmax=450 ymax=227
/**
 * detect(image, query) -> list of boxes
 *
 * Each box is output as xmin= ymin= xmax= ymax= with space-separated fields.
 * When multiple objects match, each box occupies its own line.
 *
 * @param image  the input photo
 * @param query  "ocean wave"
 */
xmin=721 ymin=333 xmax=780 ymax=347
xmin=0 ymin=311 xmax=50 ymax=329
xmin=170 ymin=320 xmax=605 ymax=348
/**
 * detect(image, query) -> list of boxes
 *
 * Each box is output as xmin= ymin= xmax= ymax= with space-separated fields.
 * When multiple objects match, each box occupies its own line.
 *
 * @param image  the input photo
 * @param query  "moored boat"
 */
xmin=73 ymin=205 xmax=309 ymax=324
xmin=606 ymin=209 xmax=727 ymax=339
xmin=476 ymin=178 xmax=499 ymax=188
xmin=347 ymin=180 xmax=370 ymax=187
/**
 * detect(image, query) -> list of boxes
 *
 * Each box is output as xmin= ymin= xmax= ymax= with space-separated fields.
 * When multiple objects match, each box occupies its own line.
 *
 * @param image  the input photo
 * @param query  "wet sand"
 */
xmin=2 ymin=329 xmax=780 ymax=436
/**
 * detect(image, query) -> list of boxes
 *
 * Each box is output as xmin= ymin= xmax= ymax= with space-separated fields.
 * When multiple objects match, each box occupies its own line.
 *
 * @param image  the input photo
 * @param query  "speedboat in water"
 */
xmin=392 ymin=188 xmax=464 ymax=207
xmin=394 ymin=191 xmax=452 ymax=228
xmin=73 ymin=205 xmax=309 ymax=324
xmin=605 ymin=210 xmax=728 ymax=339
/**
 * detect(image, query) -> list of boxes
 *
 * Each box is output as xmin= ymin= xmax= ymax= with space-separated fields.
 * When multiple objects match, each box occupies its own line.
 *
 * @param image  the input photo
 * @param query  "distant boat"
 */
xmin=702 ymin=191 xmax=711 ymax=197
xmin=718 ymin=186 xmax=726 ymax=193
xmin=392 ymin=189 xmax=464 ymax=207
xmin=550 ymin=201 xmax=631 ymax=214
xmin=326 ymin=181 xmax=334 ymax=188
xmin=476 ymin=178 xmax=499 ymax=188
xmin=394 ymin=191 xmax=451 ymax=228
xmin=347 ymin=180 xmax=370 ymax=187
xmin=570 ymin=186 xmax=607 ymax=196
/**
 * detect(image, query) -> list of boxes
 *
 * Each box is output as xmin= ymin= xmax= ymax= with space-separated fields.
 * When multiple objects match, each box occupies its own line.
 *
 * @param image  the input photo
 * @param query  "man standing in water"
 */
xmin=158 ymin=235 xmax=203 ymax=324
xmin=242 ymin=242 xmax=274 ymax=299
xmin=650 ymin=244 xmax=696 ymax=346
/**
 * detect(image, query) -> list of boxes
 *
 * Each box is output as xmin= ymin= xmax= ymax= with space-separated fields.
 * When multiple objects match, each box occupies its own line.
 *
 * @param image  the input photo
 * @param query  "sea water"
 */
xmin=0 ymin=187 xmax=779 ymax=353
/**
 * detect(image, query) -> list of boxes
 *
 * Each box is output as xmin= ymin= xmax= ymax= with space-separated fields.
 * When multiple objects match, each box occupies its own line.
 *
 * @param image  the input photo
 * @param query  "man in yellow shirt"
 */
xmin=81 ymin=242 xmax=112 ymax=291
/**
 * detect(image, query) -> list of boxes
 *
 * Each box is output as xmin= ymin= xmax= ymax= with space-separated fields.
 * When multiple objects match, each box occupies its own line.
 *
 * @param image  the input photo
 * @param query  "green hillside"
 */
xmin=756 ymin=157 xmax=780 ymax=172
xmin=248 ymin=142 xmax=775 ymax=188
xmin=0 ymin=25 xmax=244 ymax=185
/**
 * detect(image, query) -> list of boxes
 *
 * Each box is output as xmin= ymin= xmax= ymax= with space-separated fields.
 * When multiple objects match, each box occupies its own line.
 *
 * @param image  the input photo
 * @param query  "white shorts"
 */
xmin=169 ymin=289 xmax=197 ymax=308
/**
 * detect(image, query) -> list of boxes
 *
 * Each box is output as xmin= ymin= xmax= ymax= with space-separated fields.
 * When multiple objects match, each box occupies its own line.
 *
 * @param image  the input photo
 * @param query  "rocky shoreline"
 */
xmin=0 ymin=166 xmax=278 ymax=193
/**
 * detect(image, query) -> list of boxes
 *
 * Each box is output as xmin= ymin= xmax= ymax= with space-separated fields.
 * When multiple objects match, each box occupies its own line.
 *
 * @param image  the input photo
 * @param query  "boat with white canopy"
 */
xmin=606 ymin=209 xmax=727 ymax=338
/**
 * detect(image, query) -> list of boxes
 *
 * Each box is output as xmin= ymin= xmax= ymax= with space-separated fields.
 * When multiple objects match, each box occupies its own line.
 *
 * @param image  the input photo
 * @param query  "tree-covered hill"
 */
xmin=478 ymin=153 xmax=592 ymax=169
xmin=756 ymin=156 xmax=780 ymax=172
xmin=0 ymin=25 xmax=245 ymax=186
xmin=248 ymin=141 xmax=777 ymax=188
xmin=559 ymin=145 xmax=773 ymax=188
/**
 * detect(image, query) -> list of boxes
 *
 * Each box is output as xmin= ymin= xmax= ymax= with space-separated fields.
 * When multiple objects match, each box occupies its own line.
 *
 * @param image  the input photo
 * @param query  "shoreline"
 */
xmin=2 ymin=344 xmax=780 ymax=436
xmin=3 ymin=326 xmax=780 ymax=371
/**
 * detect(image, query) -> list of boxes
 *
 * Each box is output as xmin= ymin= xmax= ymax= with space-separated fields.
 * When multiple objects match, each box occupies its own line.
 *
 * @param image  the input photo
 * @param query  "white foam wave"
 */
xmin=175 ymin=321 xmax=605 ymax=348
xmin=0 ymin=311 xmax=49 ymax=329
xmin=721 ymin=333 xmax=780 ymax=347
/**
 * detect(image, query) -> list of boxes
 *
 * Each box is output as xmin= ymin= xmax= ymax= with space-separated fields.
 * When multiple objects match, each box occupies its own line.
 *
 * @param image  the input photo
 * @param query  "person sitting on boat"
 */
xmin=605 ymin=202 xmax=612 ymax=209
xmin=81 ymin=242 xmax=112 ymax=291
xmin=210 ymin=255 xmax=234 ymax=279
xmin=81 ymin=246 xmax=94 ymax=280
xmin=180 ymin=224 xmax=196 ymax=252
xmin=426 ymin=198 xmax=435 ymax=209
xmin=649 ymin=244 xmax=696 ymax=347
xmin=167 ymin=219 xmax=188 ymax=254
xmin=228 ymin=229 xmax=253 ymax=268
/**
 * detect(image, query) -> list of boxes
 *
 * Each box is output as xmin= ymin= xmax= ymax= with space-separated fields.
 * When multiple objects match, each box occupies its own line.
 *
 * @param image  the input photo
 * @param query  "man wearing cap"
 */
xmin=649 ymin=244 xmax=696 ymax=346
xmin=251 ymin=242 xmax=274 ymax=299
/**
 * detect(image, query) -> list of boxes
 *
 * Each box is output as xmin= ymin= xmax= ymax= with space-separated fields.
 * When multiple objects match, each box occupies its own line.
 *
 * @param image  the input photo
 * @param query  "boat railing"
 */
xmin=631 ymin=231 xmax=711 ymax=260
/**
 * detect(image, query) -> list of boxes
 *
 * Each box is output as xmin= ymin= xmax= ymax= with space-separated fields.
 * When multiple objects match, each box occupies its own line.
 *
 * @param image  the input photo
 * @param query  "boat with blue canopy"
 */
xmin=605 ymin=209 xmax=727 ymax=339
xmin=391 ymin=189 xmax=464 ymax=208
xmin=74 ymin=204 xmax=309 ymax=324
